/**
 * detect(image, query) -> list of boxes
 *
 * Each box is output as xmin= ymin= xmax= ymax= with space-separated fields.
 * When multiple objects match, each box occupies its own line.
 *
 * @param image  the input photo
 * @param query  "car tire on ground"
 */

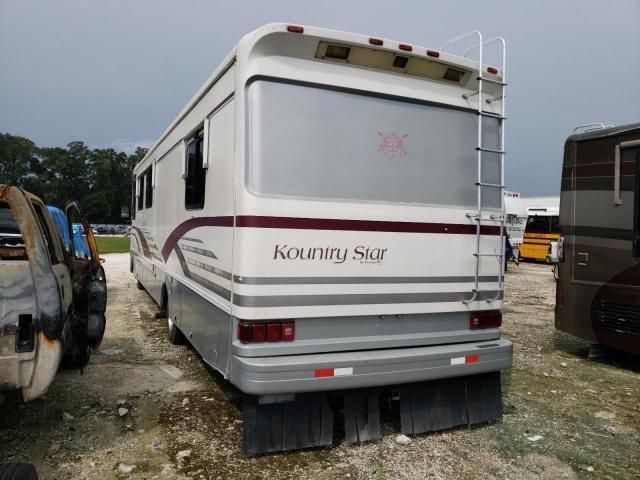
xmin=0 ymin=463 xmax=38 ymax=480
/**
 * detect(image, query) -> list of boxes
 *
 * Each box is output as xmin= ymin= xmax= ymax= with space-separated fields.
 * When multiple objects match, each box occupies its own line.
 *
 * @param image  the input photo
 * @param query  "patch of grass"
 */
xmin=95 ymin=235 xmax=130 ymax=254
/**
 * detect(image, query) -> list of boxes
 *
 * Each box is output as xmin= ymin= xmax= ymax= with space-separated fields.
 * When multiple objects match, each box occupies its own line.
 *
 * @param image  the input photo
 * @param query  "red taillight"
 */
xmin=237 ymin=321 xmax=295 ymax=343
xmin=287 ymin=25 xmax=304 ymax=33
xmin=281 ymin=322 xmax=295 ymax=341
xmin=237 ymin=322 xmax=252 ymax=343
xmin=369 ymin=38 xmax=383 ymax=46
xmin=252 ymin=323 xmax=266 ymax=342
xmin=470 ymin=311 xmax=502 ymax=330
xmin=426 ymin=49 xmax=440 ymax=58
xmin=266 ymin=323 xmax=281 ymax=342
xmin=487 ymin=66 xmax=498 ymax=74
xmin=399 ymin=43 xmax=413 ymax=52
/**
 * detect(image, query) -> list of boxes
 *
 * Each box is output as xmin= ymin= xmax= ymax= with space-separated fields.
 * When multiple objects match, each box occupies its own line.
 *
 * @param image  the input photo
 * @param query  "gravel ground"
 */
xmin=0 ymin=254 xmax=638 ymax=479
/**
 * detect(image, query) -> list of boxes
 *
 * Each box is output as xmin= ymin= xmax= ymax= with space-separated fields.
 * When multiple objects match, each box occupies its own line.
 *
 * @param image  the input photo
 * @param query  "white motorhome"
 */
xmin=504 ymin=191 xmax=527 ymax=258
xmin=131 ymin=23 xmax=513 ymax=454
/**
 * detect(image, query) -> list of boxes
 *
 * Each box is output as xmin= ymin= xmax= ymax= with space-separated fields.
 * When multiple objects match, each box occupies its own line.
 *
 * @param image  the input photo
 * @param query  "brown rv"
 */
xmin=555 ymin=123 xmax=640 ymax=355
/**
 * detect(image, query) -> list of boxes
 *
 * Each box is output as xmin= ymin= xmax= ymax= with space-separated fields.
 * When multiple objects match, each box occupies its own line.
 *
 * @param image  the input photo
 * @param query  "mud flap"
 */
xmin=344 ymin=389 xmax=381 ymax=443
xmin=399 ymin=373 xmax=502 ymax=435
xmin=242 ymin=393 xmax=333 ymax=455
xmin=466 ymin=371 xmax=502 ymax=424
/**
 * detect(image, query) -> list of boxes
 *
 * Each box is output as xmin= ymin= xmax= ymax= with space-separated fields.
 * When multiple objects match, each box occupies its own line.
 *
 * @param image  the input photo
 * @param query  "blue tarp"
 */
xmin=47 ymin=205 xmax=90 ymax=258
xmin=47 ymin=206 xmax=70 ymax=247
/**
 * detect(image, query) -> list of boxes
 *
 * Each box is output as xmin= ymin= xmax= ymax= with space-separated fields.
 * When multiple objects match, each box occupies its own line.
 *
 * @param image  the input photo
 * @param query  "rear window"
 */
xmin=0 ymin=201 xmax=27 ymax=260
xmin=0 ymin=202 xmax=20 ymax=235
xmin=526 ymin=215 xmax=559 ymax=234
xmin=247 ymin=80 xmax=501 ymax=208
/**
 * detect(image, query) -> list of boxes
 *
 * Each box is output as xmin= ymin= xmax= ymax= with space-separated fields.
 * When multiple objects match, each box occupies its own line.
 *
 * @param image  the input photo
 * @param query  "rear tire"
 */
xmin=165 ymin=291 xmax=185 ymax=345
xmin=61 ymin=312 xmax=91 ymax=369
xmin=167 ymin=317 xmax=185 ymax=345
xmin=0 ymin=463 xmax=38 ymax=480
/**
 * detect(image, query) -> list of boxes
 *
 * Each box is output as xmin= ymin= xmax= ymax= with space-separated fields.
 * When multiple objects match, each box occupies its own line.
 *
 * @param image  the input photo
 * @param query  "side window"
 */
xmin=144 ymin=166 xmax=153 ymax=209
xmin=137 ymin=175 xmax=144 ymax=211
xmin=185 ymin=131 xmax=206 ymax=210
xmin=31 ymin=202 xmax=62 ymax=264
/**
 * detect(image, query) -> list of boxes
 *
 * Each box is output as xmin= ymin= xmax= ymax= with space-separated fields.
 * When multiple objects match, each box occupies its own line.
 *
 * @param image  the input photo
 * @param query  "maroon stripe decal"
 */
xmin=132 ymin=226 xmax=152 ymax=259
xmin=161 ymin=215 xmax=499 ymax=261
xmin=235 ymin=215 xmax=500 ymax=235
xmin=561 ymin=161 xmax=636 ymax=179
xmin=161 ymin=216 xmax=234 ymax=261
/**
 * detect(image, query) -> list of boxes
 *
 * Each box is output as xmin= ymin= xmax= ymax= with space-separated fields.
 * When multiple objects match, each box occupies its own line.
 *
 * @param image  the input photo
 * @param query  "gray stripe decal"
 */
xmin=181 ymin=243 xmax=218 ymax=259
xmin=232 ymin=275 xmax=499 ymax=285
xmin=182 ymin=237 xmax=203 ymax=244
xmin=171 ymin=247 xmax=500 ymax=307
xmin=190 ymin=272 xmax=232 ymax=301
xmin=172 ymin=246 xmax=191 ymax=279
xmin=173 ymin=245 xmax=231 ymax=301
xmin=187 ymin=258 xmax=232 ymax=280
xmin=232 ymin=290 xmax=503 ymax=308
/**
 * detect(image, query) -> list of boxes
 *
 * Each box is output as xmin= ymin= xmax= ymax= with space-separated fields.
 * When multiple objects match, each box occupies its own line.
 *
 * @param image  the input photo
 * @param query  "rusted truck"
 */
xmin=0 ymin=184 xmax=107 ymax=401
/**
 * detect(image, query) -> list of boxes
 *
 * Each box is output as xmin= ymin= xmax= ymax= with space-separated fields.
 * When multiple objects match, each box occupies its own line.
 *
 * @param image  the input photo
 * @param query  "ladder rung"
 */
xmin=474 ymin=253 xmax=502 ymax=257
xmin=477 ymin=76 xmax=507 ymax=86
xmin=476 ymin=182 xmax=505 ymax=188
xmin=477 ymin=111 xmax=506 ymax=120
xmin=476 ymin=146 xmax=505 ymax=154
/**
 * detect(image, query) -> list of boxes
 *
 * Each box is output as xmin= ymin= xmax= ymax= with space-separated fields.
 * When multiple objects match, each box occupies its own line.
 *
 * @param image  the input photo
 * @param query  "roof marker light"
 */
xmin=487 ymin=66 xmax=498 ymax=74
xmin=369 ymin=38 xmax=383 ymax=46
xmin=426 ymin=49 xmax=440 ymax=58
xmin=399 ymin=44 xmax=413 ymax=52
xmin=287 ymin=25 xmax=304 ymax=33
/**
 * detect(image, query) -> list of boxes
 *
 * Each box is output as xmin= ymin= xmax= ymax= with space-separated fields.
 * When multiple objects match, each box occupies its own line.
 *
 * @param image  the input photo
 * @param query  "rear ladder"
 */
xmin=442 ymin=33 xmax=507 ymax=304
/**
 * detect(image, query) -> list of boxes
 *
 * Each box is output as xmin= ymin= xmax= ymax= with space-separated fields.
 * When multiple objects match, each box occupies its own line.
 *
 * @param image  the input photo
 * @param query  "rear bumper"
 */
xmin=0 ymin=332 xmax=61 ymax=401
xmin=230 ymin=338 xmax=513 ymax=395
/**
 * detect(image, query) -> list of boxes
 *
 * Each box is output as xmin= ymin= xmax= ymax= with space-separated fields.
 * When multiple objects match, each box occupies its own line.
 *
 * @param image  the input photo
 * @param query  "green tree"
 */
xmin=1 ymin=132 xmax=145 ymax=224
xmin=0 ymin=133 xmax=39 ymax=187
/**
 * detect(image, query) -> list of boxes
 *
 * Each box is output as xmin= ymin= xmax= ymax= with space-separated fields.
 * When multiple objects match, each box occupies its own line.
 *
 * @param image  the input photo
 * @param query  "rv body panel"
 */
xmin=132 ymin=24 xmax=512 ymax=451
xmin=556 ymin=124 xmax=640 ymax=355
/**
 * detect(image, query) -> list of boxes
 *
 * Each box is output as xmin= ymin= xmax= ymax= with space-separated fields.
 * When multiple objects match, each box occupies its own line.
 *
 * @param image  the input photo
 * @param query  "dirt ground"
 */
xmin=1 ymin=254 xmax=638 ymax=479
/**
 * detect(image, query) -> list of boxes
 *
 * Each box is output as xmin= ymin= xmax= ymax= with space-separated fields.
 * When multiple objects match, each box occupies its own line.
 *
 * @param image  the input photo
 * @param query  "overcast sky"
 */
xmin=1 ymin=0 xmax=639 ymax=195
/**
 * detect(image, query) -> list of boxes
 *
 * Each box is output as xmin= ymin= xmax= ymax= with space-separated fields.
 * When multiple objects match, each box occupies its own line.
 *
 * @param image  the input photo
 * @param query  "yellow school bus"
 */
xmin=520 ymin=211 xmax=560 ymax=262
